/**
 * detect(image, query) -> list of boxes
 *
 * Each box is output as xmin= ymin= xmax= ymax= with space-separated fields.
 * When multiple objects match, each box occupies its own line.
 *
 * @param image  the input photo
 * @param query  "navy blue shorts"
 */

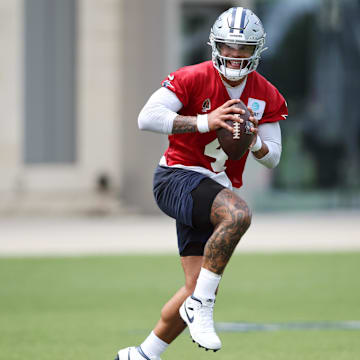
xmin=153 ymin=166 xmax=225 ymax=256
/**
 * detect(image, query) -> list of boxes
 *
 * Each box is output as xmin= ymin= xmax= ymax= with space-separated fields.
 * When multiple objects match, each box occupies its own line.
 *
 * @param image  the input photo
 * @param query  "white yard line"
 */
xmin=0 ymin=211 xmax=359 ymax=257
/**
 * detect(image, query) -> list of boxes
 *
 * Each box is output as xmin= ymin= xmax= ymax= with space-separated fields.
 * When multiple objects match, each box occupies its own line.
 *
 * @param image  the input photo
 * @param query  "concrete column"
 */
xmin=77 ymin=0 xmax=123 ymax=192
xmin=0 ymin=0 xmax=23 ymax=195
xmin=120 ymin=0 xmax=168 ymax=213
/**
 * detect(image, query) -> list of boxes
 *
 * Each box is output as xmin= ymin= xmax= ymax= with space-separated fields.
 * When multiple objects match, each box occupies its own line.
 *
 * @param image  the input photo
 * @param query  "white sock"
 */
xmin=193 ymin=267 xmax=222 ymax=300
xmin=140 ymin=331 xmax=168 ymax=358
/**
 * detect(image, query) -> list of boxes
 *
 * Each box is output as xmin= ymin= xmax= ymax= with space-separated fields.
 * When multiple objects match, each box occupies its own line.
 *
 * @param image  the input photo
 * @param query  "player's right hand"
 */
xmin=207 ymin=99 xmax=246 ymax=133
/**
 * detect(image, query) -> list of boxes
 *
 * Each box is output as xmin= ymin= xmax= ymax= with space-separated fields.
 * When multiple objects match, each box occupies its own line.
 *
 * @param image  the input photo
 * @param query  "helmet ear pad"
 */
xmin=209 ymin=7 xmax=266 ymax=81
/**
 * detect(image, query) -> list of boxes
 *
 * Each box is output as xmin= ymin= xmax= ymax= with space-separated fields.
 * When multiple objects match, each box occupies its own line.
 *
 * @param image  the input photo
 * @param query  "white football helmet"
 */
xmin=209 ymin=7 xmax=267 ymax=81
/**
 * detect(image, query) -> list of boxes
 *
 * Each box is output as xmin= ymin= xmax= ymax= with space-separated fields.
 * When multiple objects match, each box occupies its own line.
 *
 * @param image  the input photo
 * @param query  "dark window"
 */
xmin=24 ymin=0 xmax=77 ymax=163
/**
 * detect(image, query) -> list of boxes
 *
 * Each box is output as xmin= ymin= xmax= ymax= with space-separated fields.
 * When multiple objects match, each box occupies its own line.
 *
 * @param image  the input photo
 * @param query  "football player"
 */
xmin=116 ymin=7 xmax=288 ymax=360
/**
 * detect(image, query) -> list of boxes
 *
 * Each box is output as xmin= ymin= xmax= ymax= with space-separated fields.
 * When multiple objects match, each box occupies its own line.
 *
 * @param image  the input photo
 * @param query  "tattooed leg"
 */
xmin=203 ymin=189 xmax=252 ymax=275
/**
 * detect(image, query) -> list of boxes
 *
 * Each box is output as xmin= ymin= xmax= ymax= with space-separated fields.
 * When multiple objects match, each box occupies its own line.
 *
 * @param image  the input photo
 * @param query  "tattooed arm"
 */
xmin=138 ymin=87 xmax=200 ymax=134
xmin=173 ymin=97 xmax=249 ymax=134
xmin=138 ymin=87 xmax=184 ymax=134
xmin=138 ymin=87 xmax=245 ymax=135
xmin=172 ymin=115 xmax=197 ymax=133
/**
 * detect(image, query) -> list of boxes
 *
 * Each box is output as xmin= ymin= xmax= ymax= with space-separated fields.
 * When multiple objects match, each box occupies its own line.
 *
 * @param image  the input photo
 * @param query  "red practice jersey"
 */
xmin=161 ymin=61 xmax=288 ymax=188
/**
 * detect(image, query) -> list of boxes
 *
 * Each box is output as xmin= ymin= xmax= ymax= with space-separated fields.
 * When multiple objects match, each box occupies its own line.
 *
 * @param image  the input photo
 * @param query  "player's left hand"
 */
xmin=247 ymin=106 xmax=258 ymax=146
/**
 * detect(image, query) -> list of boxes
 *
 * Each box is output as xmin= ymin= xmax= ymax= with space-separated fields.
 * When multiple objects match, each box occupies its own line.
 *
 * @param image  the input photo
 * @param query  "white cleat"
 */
xmin=115 ymin=346 xmax=161 ymax=360
xmin=179 ymin=294 xmax=221 ymax=352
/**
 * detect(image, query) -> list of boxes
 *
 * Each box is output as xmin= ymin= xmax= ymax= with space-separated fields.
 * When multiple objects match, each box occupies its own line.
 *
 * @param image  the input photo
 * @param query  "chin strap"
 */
xmin=220 ymin=65 xmax=245 ymax=81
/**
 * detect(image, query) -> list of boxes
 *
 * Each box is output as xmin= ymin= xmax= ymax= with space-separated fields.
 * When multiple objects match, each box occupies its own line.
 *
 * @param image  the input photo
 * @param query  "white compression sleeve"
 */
xmin=138 ymin=87 xmax=183 ymax=134
xmin=253 ymin=122 xmax=282 ymax=169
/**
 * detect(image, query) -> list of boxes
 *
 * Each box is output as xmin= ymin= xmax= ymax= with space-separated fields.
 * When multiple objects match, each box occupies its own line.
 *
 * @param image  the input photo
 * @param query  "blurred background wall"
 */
xmin=0 ymin=0 xmax=359 ymax=215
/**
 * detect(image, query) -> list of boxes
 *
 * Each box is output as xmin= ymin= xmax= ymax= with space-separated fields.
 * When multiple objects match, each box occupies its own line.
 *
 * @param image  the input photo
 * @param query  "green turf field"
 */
xmin=0 ymin=253 xmax=359 ymax=360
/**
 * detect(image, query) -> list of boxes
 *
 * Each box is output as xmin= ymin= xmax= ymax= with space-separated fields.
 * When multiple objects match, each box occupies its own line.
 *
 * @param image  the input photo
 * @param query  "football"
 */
xmin=216 ymin=101 xmax=254 ymax=160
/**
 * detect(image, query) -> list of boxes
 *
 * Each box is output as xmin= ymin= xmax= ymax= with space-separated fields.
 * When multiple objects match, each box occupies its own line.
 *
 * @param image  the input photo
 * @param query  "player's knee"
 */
xmin=238 ymin=201 xmax=252 ymax=232
xmin=211 ymin=189 xmax=251 ymax=233
xmin=228 ymin=200 xmax=252 ymax=235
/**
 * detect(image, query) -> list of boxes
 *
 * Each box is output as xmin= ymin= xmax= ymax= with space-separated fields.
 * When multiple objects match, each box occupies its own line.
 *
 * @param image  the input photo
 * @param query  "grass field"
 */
xmin=0 ymin=253 xmax=359 ymax=360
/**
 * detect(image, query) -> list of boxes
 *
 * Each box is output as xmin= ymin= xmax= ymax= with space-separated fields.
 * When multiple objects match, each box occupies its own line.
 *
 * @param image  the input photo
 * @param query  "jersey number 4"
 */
xmin=204 ymin=139 xmax=228 ymax=172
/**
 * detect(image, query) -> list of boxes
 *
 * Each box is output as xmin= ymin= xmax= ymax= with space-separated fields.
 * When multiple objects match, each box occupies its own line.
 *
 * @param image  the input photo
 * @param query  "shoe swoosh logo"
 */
xmin=184 ymin=305 xmax=194 ymax=323
xmin=137 ymin=347 xmax=151 ymax=360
